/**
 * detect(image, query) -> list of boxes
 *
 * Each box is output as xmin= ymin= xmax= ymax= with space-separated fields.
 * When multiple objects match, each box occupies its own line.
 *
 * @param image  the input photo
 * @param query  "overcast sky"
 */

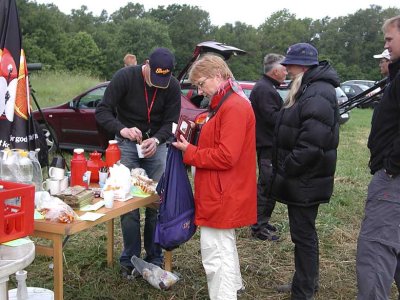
xmin=33 ymin=0 xmax=399 ymax=27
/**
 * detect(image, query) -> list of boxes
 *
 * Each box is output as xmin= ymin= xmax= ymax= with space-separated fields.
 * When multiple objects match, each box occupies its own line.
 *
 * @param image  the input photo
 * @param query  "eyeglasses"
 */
xmin=197 ymin=77 xmax=209 ymax=89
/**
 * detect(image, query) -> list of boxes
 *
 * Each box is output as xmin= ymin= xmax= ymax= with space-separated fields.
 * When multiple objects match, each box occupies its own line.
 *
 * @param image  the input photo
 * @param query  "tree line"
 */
xmin=17 ymin=0 xmax=400 ymax=82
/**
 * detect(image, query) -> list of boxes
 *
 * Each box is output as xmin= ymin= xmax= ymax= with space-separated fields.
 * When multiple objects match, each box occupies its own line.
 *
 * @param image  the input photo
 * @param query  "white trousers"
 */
xmin=200 ymin=226 xmax=243 ymax=300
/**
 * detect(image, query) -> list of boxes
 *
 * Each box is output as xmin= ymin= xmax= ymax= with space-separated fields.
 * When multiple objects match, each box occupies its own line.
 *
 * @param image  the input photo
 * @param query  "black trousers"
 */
xmin=252 ymin=148 xmax=276 ymax=231
xmin=288 ymin=204 xmax=320 ymax=300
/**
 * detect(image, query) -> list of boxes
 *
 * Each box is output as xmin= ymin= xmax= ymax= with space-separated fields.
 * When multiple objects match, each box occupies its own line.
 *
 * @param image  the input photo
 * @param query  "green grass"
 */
xmin=29 ymin=71 xmax=101 ymax=109
xmin=12 ymin=78 xmax=397 ymax=299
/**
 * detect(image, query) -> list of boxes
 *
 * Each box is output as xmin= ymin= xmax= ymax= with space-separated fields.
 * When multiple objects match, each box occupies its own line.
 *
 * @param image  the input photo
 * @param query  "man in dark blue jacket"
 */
xmin=357 ymin=15 xmax=400 ymax=299
xmin=249 ymin=53 xmax=287 ymax=241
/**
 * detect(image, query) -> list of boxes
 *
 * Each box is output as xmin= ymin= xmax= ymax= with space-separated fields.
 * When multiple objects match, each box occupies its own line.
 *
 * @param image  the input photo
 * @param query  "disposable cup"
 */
xmin=136 ymin=144 xmax=144 ymax=158
xmin=103 ymin=190 xmax=114 ymax=208
xmin=99 ymin=171 xmax=108 ymax=184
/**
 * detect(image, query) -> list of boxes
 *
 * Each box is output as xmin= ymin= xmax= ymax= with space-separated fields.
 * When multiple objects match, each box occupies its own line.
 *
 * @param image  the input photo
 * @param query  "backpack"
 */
xmin=154 ymin=145 xmax=196 ymax=251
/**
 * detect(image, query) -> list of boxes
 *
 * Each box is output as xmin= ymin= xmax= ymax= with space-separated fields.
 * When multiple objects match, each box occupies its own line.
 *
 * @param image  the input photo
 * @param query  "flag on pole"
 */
xmin=0 ymin=0 xmax=41 ymax=151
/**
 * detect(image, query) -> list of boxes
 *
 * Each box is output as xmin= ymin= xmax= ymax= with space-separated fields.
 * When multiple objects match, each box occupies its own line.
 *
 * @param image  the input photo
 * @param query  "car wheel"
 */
xmin=39 ymin=123 xmax=57 ymax=153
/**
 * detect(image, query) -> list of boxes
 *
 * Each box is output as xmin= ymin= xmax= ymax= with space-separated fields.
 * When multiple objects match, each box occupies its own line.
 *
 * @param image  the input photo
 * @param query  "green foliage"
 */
xmin=16 ymin=1 xmax=400 ymax=82
xmin=147 ymin=4 xmax=213 ymax=72
xmin=63 ymin=32 xmax=102 ymax=76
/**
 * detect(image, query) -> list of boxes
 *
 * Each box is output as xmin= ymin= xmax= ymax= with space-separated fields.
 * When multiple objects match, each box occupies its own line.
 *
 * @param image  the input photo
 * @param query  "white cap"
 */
xmin=373 ymin=49 xmax=390 ymax=60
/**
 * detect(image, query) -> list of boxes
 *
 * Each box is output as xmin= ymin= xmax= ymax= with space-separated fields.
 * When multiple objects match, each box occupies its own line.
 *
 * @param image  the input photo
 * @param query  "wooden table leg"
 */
xmin=106 ymin=219 xmax=114 ymax=267
xmin=52 ymin=234 xmax=64 ymax=300
xmin=164 ymin=251 xmax=172 ymax=272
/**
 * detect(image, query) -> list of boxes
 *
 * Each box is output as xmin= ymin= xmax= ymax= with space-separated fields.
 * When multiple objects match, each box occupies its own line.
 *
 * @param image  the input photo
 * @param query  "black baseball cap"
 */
xmin=149 ymin=48 xmax=175 ymax=88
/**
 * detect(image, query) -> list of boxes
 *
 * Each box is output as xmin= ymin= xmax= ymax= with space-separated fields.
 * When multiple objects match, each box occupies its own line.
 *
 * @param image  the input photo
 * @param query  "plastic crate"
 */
xmin=0 ymin=180 xmax=35 ymax=243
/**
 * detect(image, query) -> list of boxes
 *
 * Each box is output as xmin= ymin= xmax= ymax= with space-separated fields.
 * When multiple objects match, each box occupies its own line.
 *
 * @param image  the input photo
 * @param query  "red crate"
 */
xmin=0 ymin=180 xmax=35 ymax=243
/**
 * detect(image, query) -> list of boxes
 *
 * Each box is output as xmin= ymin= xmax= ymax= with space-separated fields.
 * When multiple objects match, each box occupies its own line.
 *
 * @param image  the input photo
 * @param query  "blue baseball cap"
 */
xmin=281 ymin=43 xmax=319 ymax=66
xmin=149 ymin=48 xmax=175 ymax=88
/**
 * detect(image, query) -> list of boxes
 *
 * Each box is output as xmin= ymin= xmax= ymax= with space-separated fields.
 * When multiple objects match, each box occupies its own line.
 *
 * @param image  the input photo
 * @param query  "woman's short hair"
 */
xmin=188 ymin=54 xmax=233 ymax=83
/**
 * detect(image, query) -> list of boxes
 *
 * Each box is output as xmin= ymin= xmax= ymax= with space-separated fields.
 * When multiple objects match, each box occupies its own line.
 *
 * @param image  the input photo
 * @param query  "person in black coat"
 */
xmin=356 ymin=15 xmax=400 ymax=300
xmin=272 ymin=43 xmax=340 ymax=299
xmin=249 ymin=53 xmax=287 ymax=241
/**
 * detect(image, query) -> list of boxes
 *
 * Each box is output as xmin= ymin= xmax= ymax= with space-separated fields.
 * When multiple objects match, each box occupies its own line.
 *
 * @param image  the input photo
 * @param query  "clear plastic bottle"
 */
xmin=1 ymin=148 xmax=15 ymax=181
xmin=18 ymin=150 xmax=33 ymax=184
xmin=29 ymin=149 xmax=43 ymax=191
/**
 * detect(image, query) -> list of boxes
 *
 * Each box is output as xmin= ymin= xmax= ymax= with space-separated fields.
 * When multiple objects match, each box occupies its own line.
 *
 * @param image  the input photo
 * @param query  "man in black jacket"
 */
xmin=357 ymin=15 xmax=400 ymax=299
xmin=96 ymin=48 xmax=181 ymax=278
xmin=249 ymin=53 xmax=287 ymax=241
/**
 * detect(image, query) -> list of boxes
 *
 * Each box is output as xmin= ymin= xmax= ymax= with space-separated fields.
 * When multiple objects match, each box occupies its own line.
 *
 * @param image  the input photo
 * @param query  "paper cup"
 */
xmin=99 ymin=171 xmax=108 ymax=185
xmin=136 ymin=144 xmax=144 ymax=158
xmin=103 ymin=190 xmax=114 ymax=208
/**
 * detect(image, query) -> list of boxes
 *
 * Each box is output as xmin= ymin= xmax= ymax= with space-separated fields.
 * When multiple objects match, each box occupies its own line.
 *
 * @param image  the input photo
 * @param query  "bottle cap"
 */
xmin=74 ymin=148 xmax=84 ymax=154
xmin=109 ymin=140 xmax=118 ymax=145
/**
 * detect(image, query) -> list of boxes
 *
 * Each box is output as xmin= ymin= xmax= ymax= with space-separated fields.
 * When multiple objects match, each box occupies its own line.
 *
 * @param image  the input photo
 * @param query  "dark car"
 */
xmin=340 ymin=83 xmax=370 ymax=99
xmin=33 ymin=41 xmax=246 ymax=152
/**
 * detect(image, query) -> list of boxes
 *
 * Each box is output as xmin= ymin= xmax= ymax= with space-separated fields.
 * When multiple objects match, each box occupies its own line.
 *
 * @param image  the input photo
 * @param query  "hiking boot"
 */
xmin=265 ymin=222 xmax=278 ymax=232
xmin=120 ymin=265 xmax=141 ymax=280
xmin=251 ymin=227 xmax=279 ymax=241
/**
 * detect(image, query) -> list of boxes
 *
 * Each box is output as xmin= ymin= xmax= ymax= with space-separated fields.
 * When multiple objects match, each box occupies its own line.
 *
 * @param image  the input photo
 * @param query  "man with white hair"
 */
xmin=249 ymin=53 xmax=287 ymax=241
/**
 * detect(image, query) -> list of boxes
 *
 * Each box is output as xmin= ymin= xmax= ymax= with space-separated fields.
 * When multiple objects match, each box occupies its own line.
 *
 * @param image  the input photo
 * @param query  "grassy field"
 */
xmin=11 ymin=72 xmax=396 ymax=299
xmin=29 ymin=71 xmax=101 ymax=109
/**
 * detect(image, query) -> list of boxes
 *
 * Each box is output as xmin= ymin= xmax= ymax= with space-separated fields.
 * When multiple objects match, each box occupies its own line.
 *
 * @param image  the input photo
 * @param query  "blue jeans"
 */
xmin=116 ymin=136 xmax=167 ymax=267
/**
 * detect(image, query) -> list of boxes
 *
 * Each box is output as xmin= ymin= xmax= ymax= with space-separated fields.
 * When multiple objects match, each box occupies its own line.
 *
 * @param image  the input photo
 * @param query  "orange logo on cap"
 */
xmin=155 ymin=68 xmax=170 ymax=75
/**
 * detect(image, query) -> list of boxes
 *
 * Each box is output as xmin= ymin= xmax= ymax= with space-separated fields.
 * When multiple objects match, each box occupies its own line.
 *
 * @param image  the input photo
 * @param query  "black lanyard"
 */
xmin=143 ymin=78 xmax=158 ymax=124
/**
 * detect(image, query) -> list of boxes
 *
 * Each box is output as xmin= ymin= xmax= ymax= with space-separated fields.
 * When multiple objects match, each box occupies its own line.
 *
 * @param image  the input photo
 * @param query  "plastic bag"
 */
xmin=35 ymin=191 xmax=78 ymax=223
xmin=103 ymin=163 xmax=131 ymax=199
xmin=131 ymin=255 xmax=179 ymax=290
xmin=131 ymin=168 xmax=157 ymax=195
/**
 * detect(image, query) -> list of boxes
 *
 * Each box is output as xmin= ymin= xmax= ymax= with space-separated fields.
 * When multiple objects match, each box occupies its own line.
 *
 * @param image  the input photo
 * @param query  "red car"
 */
xmin=33 ymin=41 xmax=246 ymax=152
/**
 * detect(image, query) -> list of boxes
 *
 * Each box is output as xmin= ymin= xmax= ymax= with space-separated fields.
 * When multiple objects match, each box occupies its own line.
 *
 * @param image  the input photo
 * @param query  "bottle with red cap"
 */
xmin=105 ymin=140 xmax=121 ymax=167
xmin=71 ymin=148 xmax=87 ymax=186
xmin=87 ymin=151 xmax=104 ymax=183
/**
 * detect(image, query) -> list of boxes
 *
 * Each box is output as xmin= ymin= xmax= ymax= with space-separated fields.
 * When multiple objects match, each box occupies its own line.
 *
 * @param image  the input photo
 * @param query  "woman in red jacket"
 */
xmin=173 ymin=54 xmax=257 ymax=300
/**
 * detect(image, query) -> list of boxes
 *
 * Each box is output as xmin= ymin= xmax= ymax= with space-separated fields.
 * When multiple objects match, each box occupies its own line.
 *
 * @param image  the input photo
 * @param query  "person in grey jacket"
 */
xmin=272 ymin=43 xmax=340 ymax=299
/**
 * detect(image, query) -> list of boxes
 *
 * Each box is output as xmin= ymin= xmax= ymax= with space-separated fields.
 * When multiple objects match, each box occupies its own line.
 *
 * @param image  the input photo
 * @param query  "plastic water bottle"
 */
xmin=18 ymin=150 xmax=33 ymax=184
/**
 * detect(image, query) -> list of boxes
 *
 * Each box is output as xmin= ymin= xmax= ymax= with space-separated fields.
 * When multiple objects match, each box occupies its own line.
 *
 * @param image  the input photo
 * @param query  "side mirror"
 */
xmin=69 ymin=101 xmax=78 ymax=110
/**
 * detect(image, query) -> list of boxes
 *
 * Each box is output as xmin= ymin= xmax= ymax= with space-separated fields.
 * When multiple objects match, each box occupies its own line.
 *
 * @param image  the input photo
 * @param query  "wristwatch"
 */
xmin=153 ymin=137 xmax=160 ymax=146
xmin=384 ymin=169 xmax=394 ymax=178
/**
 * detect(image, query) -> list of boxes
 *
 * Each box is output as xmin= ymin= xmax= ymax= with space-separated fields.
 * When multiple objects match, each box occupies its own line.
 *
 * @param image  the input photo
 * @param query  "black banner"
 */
xmin=0 ymin=0 xmax=41 ymax=151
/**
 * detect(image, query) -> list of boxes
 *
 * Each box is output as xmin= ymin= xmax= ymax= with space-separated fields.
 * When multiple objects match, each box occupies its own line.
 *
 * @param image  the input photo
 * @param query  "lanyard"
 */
xmin=143 ymin=78 xmax=158 ymax=124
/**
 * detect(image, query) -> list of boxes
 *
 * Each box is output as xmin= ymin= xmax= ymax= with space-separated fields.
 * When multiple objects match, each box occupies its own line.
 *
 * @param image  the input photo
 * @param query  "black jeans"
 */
xmin=252 ymin=149 xmax=276 ymax=231
xmin=288 ymin=204 xmax=320 ymax=300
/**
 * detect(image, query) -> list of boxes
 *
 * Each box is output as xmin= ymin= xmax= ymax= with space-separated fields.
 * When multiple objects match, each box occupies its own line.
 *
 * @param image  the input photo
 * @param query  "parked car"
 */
xmin=340 ymin=83 xmax=370 ymax=99
xmin=33 ymin=41 xmax=246 ymax=152
xmin=340 ymin=82 xmax=382 ymax=109
xmin=342 ymin=79 xmax=376 ymax=88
